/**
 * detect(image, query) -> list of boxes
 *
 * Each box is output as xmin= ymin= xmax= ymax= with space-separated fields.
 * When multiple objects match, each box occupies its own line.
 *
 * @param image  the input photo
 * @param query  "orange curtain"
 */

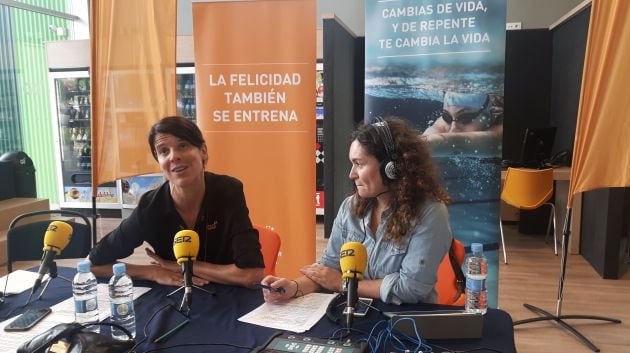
xmin=569 ymin=0 xmax=630 ymax=206
xmin=90 ymin=0 xmax=177 ymax=192
xmin=192 ymin=0 xmax=316 ymax=277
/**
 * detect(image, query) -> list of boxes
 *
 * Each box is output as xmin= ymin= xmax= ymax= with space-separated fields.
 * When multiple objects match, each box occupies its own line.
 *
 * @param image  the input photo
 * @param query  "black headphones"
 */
xmin=370 ymin=120 xmax=399 ymax=181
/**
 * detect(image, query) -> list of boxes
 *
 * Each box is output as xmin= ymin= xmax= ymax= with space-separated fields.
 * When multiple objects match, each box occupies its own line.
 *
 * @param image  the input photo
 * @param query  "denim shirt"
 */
xmin=320 ymin=195 xmax=452 ymax=305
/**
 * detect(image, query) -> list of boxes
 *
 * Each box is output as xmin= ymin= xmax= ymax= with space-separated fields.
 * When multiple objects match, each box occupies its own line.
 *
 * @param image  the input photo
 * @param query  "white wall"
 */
xmin=177 ymin=0 xmax=364 ymax=35
xmin=177 ymin=0 xmax=586 ymax=37
xmin=507 ymin=0 xmax=586 ymax=29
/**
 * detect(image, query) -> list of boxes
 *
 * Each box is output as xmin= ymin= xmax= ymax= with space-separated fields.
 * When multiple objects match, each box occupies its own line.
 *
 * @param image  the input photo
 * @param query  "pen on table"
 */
xmin=153 ymin=319 xmax=190 ymax=343
xmin=256 ymin=283 xmax=285 ymax=294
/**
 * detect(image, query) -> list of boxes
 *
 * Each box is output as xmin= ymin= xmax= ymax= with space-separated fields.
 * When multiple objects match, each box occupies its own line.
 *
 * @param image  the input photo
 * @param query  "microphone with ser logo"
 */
xmin=172 ymin=229 xmax=199 ymax=315
xmin=339 ymin=241 xmax=367 ymax=330
xmin=28 ymin=221 xmax=73 ymax=302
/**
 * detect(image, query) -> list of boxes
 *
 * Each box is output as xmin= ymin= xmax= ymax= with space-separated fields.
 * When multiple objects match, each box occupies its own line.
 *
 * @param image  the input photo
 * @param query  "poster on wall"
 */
xmin=64 ymin=186 xmax=118 ymax=203
xmin=365 ymin=0 xmax=506 ymax=307
xmin=121 ymin=175 xmax=164 ymax=206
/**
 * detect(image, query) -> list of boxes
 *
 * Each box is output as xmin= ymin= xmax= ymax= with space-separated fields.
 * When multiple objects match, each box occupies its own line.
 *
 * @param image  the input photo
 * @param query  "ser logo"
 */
xmin=173 ymin=235 xmax=192 ymax=244
xmin=47 ymin=224 xmax=58 ymax=232
xmin=340 ymin=249 xmax=355 ymax=258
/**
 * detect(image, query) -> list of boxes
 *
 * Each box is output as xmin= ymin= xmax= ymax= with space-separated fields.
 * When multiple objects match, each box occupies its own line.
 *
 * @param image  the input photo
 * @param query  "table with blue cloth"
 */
xmin=0 ymin=267 xmax=516 ymax=353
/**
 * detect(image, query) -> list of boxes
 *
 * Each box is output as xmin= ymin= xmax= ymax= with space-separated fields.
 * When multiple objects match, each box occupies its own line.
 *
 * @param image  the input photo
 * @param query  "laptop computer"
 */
xmin=384 ymin=310 xmax=484 ymax=340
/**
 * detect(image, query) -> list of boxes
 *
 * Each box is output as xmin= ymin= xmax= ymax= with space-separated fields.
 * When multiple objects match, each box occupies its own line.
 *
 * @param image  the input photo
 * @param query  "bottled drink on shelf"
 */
xmin=78 ymin=78 xmax=87 ymax=91
xmin=73 ymin=261 xmax=100 ymax=333
xmin=185 ymin=100 xmax=191 ymax=117
xmin=465 ymin=243 xmax=488 ymax=314
xmin=108 ymin=263 xmax=136 ymax=340
xmin=79 ymin=144 xmax=91 ymax=170
xmin=177 ymin=98 xmax=184 ymax=114
xmin=68 ymin=106 xmax=77 ymax=120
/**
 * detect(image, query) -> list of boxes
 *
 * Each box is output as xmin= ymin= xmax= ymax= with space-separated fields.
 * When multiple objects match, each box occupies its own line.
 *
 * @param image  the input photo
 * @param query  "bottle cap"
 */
xmin=77 ymin=260 xmax=91 ymax=273
xmin=113 ymin=263 xmax=126 ymax=276
xmin=471 ymin=243 xmax=483 ymax=253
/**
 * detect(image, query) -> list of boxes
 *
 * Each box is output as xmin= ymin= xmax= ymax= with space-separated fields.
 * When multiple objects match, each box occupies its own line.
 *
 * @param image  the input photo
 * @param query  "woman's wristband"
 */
xmin=291 ymin=279 xmax=302 ymax=298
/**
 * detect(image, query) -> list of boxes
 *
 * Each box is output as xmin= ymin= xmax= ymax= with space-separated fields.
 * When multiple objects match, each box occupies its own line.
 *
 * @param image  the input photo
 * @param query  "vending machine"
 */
xmin=48 ymin=70 xmax=121 ymax=210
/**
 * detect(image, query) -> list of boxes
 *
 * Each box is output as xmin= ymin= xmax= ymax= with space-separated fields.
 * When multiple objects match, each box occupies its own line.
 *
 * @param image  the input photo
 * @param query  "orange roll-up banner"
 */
xmin=192 ymin=0 xmax=316 ymax=277
xmin=90 ymin=0 xmax=177 ymax=191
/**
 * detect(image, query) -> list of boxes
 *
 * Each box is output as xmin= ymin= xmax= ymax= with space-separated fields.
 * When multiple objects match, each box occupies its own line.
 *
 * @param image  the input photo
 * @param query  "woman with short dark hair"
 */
xmin=89 ymin=116 xmax=264 ymax=288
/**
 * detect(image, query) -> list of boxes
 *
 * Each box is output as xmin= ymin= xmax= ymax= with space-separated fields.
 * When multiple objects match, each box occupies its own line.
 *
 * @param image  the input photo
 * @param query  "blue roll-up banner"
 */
xmin=365 ymin=0 xmax=506 ymax=307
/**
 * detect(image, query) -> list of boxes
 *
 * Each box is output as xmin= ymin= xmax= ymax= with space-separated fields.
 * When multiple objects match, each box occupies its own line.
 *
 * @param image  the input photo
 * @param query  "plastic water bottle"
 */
xmin=465 ymin=243 xmax=488 ymax=314
xmin=73 ymin=261 xmax=100 ymax=333
xmin=108 ymin=263 xmax=136 ymax=340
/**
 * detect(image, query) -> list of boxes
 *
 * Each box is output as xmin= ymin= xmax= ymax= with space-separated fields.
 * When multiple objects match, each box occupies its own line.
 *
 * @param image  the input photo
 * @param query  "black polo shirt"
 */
xmin=89 ymin=172 xmax=264 ymax=269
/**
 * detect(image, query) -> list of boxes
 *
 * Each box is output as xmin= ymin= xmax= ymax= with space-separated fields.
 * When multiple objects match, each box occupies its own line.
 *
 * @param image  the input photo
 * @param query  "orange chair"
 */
xmin=436 ymin=239 xmax=466 ymax=306
xmin=254 ymin=224 xmax=281 ymax=276
xmin=500 ymin=167 xmax=557 ymax=264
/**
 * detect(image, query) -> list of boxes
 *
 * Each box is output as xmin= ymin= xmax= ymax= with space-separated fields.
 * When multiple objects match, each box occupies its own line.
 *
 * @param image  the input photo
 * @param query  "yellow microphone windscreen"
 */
xmin=43 ymin=221 xmax=73 ymax=254
xmin=340 ymin=242 xmax=367 ymax=280
xmin=173 ymin=229 xmax=200 ymax=264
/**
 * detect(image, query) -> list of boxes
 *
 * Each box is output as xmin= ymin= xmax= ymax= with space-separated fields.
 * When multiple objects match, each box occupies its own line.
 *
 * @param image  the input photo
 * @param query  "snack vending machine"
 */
xmin=49 ymin=70 xmax=121 ymax=210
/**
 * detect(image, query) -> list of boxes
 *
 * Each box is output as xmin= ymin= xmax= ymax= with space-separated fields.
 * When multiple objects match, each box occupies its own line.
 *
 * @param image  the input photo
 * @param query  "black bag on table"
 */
xmin=17 ymin=322 xmax=135 ymax=353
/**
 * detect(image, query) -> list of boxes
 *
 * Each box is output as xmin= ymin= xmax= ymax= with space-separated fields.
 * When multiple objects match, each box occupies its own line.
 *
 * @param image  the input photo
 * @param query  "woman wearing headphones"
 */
xmin=262 ymin=118 xmax=453 ymax=304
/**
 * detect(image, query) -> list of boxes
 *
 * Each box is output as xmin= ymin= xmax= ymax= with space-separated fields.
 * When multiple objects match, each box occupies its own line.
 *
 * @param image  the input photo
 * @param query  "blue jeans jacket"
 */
xmin=320 ymin=196 xmax=452 ymax=304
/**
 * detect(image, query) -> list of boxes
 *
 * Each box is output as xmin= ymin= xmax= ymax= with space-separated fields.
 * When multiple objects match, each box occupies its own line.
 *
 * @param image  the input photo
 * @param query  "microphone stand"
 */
xmin=513 ymin=208 xmax=621 ymax=352
xmin=360 ymin=300 xmax=381 ymax=314
xmin=26 ymin=261 xmax=72 ymax=305
xmin=337 ymin=275 xmax=381 ymax=335
xmin=333 ymin=294 xmax=382 ymax=315
xmin=167 ymin=284 xmax=214 ymax=316
xmin=342 ymin=274 xmax=358 ymax=333
xmin=166 ymin=259 xmax=214 ymax=316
